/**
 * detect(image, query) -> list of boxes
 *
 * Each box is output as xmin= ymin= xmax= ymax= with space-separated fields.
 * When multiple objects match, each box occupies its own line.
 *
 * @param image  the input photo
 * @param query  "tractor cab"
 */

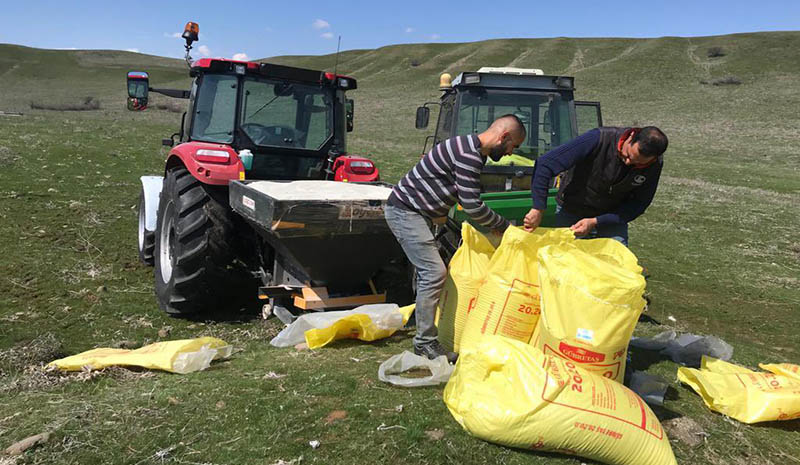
xmin=416 ymin=67 xmax=602 ymax=193
xmin=415 ymin=67 xmax=604 ymax=258
xmin=184 ymin=59 xmax=359 ymax=181
xmin=125 ymin=22 xmax=373 ymax=184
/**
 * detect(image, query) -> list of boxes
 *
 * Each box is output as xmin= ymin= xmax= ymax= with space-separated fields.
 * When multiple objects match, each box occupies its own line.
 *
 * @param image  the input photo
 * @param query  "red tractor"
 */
xmin=131 ymin=23 xmax=388 ymax=317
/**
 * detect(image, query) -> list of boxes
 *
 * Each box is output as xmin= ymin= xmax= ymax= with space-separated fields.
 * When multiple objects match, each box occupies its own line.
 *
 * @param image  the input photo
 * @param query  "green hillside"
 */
xmin=2 ymin=32 xmax=800 ymax=188
xmin=0 ymin=33 xmax=799 ymax=464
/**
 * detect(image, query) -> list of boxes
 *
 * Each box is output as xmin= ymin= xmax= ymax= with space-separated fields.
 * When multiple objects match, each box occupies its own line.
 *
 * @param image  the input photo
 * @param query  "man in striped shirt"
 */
xmin=385 ymin=115 xmax=526 ymax=362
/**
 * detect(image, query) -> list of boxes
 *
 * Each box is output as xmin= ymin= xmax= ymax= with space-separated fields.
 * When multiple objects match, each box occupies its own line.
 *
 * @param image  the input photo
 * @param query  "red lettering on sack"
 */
xmin=559 ymin=342 xmax=606 ymax=363
xmin=517 ymin=304 xmax=538 ymax=315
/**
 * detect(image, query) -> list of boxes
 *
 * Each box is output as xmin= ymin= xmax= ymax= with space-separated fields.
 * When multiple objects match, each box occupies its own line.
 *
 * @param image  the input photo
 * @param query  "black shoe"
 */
xmin=414 ymin=340 xmax=458 ymax=364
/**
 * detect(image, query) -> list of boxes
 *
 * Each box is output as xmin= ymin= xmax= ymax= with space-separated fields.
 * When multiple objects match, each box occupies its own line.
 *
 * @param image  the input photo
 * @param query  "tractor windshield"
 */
xmin=239 ymin=77 xmax=333 ymax=151
xmin=455 ymin=89 xmax=573 ymax=163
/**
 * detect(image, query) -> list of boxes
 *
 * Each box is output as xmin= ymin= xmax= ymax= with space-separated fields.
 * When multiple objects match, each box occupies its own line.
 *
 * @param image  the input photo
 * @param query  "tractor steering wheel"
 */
xmin=241 ymin=123 xmax=298 ymax=146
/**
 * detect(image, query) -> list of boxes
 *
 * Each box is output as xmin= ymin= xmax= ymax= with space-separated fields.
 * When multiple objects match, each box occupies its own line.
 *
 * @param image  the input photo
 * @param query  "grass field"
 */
xmin=0 ymin=32 xmax=799 ymax=464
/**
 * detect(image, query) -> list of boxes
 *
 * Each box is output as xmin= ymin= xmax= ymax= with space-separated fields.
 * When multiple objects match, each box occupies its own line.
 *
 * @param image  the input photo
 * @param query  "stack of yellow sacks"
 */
xmin=437 ymin=224 xmax=646 ymax=381
xmin=437 ymin=225 xmax=677 ymax=465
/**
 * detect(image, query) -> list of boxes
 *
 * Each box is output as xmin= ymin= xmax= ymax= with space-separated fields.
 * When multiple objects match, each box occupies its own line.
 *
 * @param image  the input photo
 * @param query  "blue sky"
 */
xmin=1 ymin=0 xmax=798 ymax=60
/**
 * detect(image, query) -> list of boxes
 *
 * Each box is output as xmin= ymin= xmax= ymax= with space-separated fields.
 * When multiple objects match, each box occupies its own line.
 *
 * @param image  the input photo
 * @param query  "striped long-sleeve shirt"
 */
xmin=388 ymin=134 xmax=510 ymax=231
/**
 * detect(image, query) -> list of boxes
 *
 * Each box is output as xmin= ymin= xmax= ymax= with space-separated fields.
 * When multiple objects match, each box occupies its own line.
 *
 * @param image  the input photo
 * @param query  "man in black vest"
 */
xmin=523 ymin=126 xmax=668 ymax=246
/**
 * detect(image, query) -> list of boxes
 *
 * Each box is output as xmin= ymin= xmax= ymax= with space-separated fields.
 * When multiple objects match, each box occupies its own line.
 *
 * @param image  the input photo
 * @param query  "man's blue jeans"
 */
xmin=384 ymin=204 xmax=445 ymax=347
xmin=553 ymin=205 xmax=629 ymax=246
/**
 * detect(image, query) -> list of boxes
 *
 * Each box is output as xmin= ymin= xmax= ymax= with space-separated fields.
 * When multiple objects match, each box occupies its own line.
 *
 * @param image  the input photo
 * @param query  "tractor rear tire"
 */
xmin=137 ymin=189 xmax=155 ymax=266
xmin=153 ymin=167 xmax=248 ymax=316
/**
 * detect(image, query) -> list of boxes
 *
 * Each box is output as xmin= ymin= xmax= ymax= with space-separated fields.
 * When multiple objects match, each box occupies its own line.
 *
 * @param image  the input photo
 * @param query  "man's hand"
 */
xmin=523 ymin=208 xmax=544 ymax=232
xmin=570 ymin=218 xmax=598 ymax=237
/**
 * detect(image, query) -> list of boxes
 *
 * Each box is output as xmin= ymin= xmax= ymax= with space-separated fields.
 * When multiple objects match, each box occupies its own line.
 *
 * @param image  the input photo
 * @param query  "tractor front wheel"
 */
xmin=153 ymin=167 xmax=248 ymax=316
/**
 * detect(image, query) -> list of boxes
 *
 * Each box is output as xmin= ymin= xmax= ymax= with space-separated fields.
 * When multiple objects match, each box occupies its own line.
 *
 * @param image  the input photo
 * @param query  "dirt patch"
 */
xmin=0 ymin=365 xmax=72 ymax=394
xmin=0 ymin=333 xmax=64 ymax=373
xmin=662 ymin=416 xmax=708 ymax=447
xmin=324 ymin=410 xmax=347 ymax=425
xmin=30 ymin=97 xmax=101 ymax=111
xmin=425 ymin=429 xmax=445 ymax=441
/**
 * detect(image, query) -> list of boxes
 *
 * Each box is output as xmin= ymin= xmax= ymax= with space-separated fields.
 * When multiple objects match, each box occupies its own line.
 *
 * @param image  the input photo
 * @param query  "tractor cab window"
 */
xmin=191 ymin=74 xmax=237 ymax=144
xmin=240 ymin=78 xmax=333 ymax=150
xmin=455 ymin=89 xmax=573 ymax=163
xmin=434 ymin=94 xmax=455 ymax=145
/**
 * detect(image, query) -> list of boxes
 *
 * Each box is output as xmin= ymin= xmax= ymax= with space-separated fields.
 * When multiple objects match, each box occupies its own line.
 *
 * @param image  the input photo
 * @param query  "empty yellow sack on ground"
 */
xmin=304 ymin=304 xmax=415 ymax=349
xmin=678 ymin=356 xmax=800 ymax=423
xmin=444 ymin=336 xmax=677 ymax=465
xmin=436 ymin=222 xmax=495 ymax=353
xmin=48 ymin=337 xmax=232 ymax=374
xmin=459 ymin=226 xmax=573 ymax=352
xmin=532 ymin=243 xmax=646 ymax=383
xmin=267 ymin=304 xmax=415 ymax=349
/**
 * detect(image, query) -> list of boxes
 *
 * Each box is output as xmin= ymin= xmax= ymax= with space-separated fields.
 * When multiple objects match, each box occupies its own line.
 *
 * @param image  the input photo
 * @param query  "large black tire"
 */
xmin=153 ymin=167 xmax=249 ymax=316
xmin=137 ymin=189 xmax=155 ymax=266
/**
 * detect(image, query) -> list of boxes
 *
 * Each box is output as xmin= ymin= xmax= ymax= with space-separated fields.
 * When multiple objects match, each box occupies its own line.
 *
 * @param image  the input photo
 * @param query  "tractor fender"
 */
xmin=140 ymin=175 xmax=164 ymax=233
xmin=166 ymin=142 xmax=243 ymax=186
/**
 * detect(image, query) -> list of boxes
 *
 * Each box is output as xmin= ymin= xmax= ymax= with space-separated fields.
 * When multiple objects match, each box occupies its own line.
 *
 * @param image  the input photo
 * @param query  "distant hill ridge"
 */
xmin=1 ymin=32 xmax=798 ymax=182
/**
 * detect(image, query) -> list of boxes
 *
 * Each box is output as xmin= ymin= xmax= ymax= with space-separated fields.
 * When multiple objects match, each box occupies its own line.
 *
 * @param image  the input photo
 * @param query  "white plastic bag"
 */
xmin=172 ymin=344 xmax=233 ymax=374
xmin=378 ymin=351 xmax=454 ymax=387
xmin=269 ymin=304 xmax=406 ymax=348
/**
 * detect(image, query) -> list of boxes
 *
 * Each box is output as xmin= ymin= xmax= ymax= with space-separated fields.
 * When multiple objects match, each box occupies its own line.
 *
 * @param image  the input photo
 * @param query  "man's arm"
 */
xmin=454 ymin=151 xmax=510 ymax=231
xmin=530 ymin=129 xmax=601 ymax=210
xmin=524 ymin=129 xmax=600 ymax=230
xmin=595 ymin=168 xmax=662 ymax=225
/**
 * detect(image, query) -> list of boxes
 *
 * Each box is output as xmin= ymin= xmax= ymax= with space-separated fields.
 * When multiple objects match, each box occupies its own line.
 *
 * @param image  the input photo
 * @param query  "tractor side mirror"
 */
xmin=415 ymin=106 xmax=429 ymax=129
xmin=126 ymin=71 xmax=149 ymax=111
xmin=346 ymin=99 xmax=354 ymax=132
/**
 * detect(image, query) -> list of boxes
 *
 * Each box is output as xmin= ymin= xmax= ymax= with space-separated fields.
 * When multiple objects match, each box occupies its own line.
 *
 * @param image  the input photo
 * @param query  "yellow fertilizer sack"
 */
xmin=571 ymin=237 xmax=642 ymax=274
xmin=48 ymin=337 xmax=232 ymax=374
xmin=436 ymin=222 xmax=495 ymax=353
xmin=532 ymin=243 xmax=646 ymax=383
xmin=301 ymin=304 xmax=415 ymax=349
xmin=760 ymin=362 xmax=800 ymax=381
xmin=678 ymin=356 xmax=800 ymax=423
xmin=459 ymin=226 xmax=573 ymax=352
xmin=444 ymin=336 xmax=677 ymax=465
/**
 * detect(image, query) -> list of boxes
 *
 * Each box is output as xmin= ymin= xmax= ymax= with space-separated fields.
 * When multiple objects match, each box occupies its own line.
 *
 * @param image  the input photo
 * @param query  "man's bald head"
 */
xmin=478 ymin=114 xmax=527 ymax=161
xmin=488 ymin=114 xmax=527 ymax=143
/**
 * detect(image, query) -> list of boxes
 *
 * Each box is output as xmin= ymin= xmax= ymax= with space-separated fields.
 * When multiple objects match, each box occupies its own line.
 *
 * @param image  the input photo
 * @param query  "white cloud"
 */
xmin=126 ymin=48 xmax=140 ymax=53
xmin=430 ymin=33 xmax=441 ymax=40
xmin=321 ymin=32 xmax=335 ymax=40
xmin=312 ymin=19 xmax=330 ymax=30
xmin=405 ymin=27 xmax=415 ymax=33
xmin=232 ymin=52 xmax=250 ymax=61
xmin=265 ymin=26 xmax=273 ymax=32
xmin=164 ymin=32 xmax=181 ymax=39
xmin=198 ymin=45 xmax=211 ymax=57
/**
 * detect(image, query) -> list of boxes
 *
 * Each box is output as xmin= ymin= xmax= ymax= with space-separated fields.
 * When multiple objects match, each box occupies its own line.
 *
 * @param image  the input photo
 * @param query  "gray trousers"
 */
xmin=384 ymin=204 xmax=446 ymax=347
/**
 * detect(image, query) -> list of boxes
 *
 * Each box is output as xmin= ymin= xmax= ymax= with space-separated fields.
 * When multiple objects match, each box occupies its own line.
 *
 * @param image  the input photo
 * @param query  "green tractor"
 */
xmin=414 ymin=67 xmax=604 ymax=258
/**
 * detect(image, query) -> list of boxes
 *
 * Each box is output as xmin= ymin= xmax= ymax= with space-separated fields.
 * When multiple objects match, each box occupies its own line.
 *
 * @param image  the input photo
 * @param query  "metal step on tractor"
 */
xmin=131 ymin=23 xmax=407 ymax=321
xmin=414 ymin=67 xmax=605 ymax=260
